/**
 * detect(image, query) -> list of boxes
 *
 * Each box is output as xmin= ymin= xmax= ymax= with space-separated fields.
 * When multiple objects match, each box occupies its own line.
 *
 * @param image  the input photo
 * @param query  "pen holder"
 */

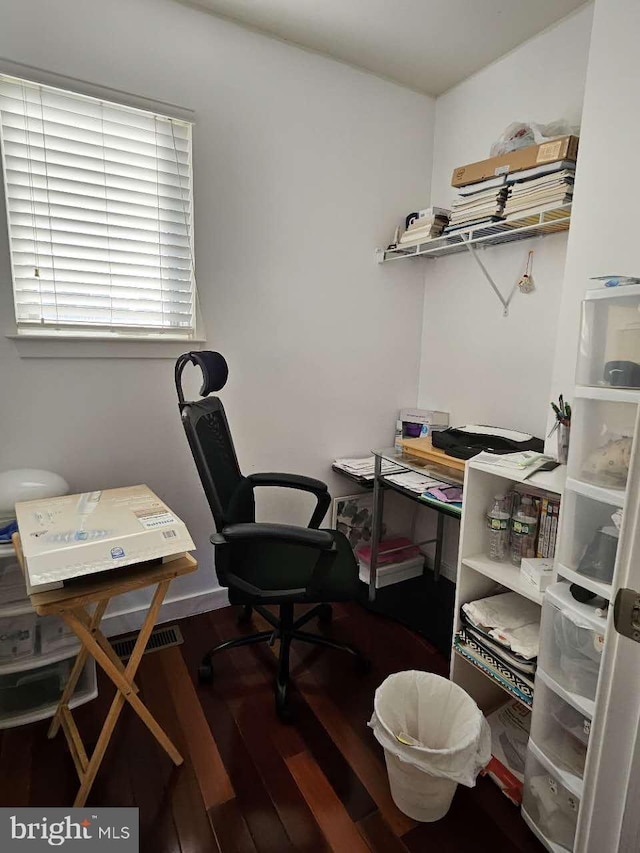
xmin=557 ymin=423 xmax=570 ymax=465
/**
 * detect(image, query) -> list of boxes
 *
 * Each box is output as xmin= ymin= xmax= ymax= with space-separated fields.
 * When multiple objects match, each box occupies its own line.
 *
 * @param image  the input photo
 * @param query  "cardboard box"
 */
xmin=521 ymin=557 xmax=554 ymax=592
xmin=16 ymin=485 xmax=195 ymax=592
xmin=483 ymin=699 xmax=531 ymax=805
xmin=451 ymin=135 xmax=579 ymax=188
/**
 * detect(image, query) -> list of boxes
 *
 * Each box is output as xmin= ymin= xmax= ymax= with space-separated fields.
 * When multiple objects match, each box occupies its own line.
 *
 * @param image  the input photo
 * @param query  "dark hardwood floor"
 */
xmin=0 ymin=603 xmax=543 ymax=852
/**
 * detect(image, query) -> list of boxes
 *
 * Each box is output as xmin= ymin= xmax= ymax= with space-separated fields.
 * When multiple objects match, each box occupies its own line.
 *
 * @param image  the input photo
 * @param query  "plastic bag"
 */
xmin=490 ymin=120 xmax=580 ymax=157
xmin=368 ymin=670 xmax=491 ymax=786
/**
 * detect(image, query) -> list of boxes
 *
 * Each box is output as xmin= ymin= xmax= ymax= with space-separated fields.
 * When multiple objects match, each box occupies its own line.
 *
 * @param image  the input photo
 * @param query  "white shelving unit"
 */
xmin=450 ymin=458 xmax=565 ymax=713
xmin=0 ymin=542 xmax=96 ymax=728
xmin=522 ymin=283 xmax=640 ymax=852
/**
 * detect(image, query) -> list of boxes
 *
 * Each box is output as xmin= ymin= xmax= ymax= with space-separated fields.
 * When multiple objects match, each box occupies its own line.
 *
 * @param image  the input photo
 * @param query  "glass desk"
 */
xmin=367 ymin=447 xmax=464 ymax=601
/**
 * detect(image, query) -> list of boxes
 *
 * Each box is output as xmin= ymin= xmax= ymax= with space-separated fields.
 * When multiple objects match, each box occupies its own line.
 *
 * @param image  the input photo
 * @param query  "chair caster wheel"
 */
xmin=276 ymin=681 xmax=294 ymax=723
xmin=317 ymin=603 xmax=333 ymax=625
xmin=355 ymin=656 xmax=371 ymax=675
xmin=237 ymin=605 xmax=253 ymax=624
xmin=198 ymin=663 xmax=214 ymax=684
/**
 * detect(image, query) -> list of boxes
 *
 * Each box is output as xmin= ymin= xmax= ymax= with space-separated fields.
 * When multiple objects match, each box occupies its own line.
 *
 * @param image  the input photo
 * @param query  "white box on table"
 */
xmin=16 ymin=485 xmax=195 ymax=592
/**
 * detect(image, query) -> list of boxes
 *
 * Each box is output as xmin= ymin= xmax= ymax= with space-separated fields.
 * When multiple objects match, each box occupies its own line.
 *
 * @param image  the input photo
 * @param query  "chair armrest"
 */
xmin=248 ymin=472 xmax=328 ymax=494
xmin=214 ymin=522 xmax=335 ymax=550
xmin=247 ymin=473 xmax=331 ymax=529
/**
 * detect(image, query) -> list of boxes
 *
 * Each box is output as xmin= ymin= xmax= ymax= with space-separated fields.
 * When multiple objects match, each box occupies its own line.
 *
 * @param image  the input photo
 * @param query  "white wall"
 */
xmin=0 ymin=0 xmax=434 ymax=627
xmin=417 ymin=4 xmax=593 ymax=440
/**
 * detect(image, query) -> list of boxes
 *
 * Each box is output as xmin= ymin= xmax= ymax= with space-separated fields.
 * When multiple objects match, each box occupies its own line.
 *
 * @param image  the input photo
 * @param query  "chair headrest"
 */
xmin=175 ymin=351 xmax=228 ymax=404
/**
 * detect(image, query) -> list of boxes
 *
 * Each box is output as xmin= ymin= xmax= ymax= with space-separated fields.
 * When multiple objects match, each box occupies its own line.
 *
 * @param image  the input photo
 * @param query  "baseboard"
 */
xmin=101 ymin=585 xmax=229 ymax=638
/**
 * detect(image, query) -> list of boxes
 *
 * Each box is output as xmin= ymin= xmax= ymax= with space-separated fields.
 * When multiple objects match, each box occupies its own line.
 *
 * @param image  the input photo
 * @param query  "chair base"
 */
xmin=198 ymin=603 xmax=369 ymax=721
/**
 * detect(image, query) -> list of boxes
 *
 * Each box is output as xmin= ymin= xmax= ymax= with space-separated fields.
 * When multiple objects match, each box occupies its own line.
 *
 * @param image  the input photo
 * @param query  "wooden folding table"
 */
xmin=13 ymin=534 xmax=197 ymax=807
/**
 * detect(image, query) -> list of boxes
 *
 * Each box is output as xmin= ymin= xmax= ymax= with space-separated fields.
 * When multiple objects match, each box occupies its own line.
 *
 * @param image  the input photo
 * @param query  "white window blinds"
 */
xmin=0 ymin=75 xmax=196 ymax=336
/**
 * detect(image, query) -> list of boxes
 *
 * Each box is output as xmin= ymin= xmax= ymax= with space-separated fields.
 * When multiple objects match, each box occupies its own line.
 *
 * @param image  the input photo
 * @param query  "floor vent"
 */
xmin=112 ymin=624 xmax=184 ymax=661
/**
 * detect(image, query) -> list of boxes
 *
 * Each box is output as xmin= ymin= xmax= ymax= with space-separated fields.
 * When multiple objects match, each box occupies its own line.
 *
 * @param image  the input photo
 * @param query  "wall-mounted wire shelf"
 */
xmin=376 ymin=203 xmax=571 ymax=263
xmin=376 ymin=203 xmax=571 ymax=315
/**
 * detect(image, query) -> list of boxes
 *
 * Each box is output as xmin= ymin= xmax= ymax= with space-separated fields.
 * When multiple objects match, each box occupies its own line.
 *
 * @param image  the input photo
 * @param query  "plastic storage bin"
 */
xmin=538 ymin=583 xmax=607 ymax=703
xmin=0 ymin=613 xmax=37 ymax=662
xmin=0 ymin=559 xmax=29 ymax=607
xmin=557 ymin=487 xmax=620 ymax=588
xmin=38 ymin=615 xmax=79 ymax=656
xmin=531 ymin=673 xmax=590 ymax=779
xmin=568 ymin=398 xmax=636 ymax=491
xmin=0 ymin=659 xmax=96 ymax=730
xmin=523 ymin=745 xmax=580 ymax=851
xmin=577 ymin=284 xmax=640 ymax=389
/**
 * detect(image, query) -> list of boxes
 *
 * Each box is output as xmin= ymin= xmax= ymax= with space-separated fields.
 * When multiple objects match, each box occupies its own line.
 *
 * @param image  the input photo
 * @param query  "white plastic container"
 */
xmin=523 ymin=744 xmax=580 ymax=851
xmin=38 ymin=615 xmax=79 ymax=655
xmin=0 ymin=613 xmax=37 ymax=661
xmin=557 ymin=487 xmax=620 ymax=587
xmin=0 ymin=657 xmax=96 ymax=729
xmin=369 ymin=671 xmax=491 ymax=822
xmin=577 ymin=284 xmax=640 ymax=389
xmin=358 ymin=555 xmax=424 ymax=589
xmin=568 ymin=398 xmax=636 ymax=491
xmin=538 ymin=583 xmax=607 ymax=702
xmin=0 ymin=657 xmax=72 ymax=717
xmin=0 ymin=559 xmax=29 ymax=607
xmin=531 ymin=673 xmax=590 ymax=780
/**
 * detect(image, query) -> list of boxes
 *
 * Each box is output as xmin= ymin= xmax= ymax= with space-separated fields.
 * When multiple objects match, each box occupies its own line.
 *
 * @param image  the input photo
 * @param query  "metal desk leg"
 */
xmin=369 ymin=454 xmax=385 ymax=602
xmin=434 ymin=512 xmax=445 ymax=582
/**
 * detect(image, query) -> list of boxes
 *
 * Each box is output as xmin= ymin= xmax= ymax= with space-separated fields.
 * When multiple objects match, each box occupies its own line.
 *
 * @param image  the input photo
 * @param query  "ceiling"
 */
xmin=180 ymin=0 xmax=588 ymax=96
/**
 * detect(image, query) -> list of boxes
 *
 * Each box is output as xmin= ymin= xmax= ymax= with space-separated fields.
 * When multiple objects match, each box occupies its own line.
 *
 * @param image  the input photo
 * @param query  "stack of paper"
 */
xmin=504 ymin=167 xmax=574 ymax=218
xmin=333 ymin=457 xmax=404 ymax=481
xmin=384 ymin=471 xmax=446 ymax=493
xmin=445 ymin=175 xmax=508 ymax=233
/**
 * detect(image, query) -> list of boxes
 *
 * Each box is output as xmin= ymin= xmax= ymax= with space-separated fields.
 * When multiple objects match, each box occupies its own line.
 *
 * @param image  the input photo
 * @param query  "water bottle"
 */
xmin=511 ymin=496 xmax=538 ymax=566
xmin=487 ymin=494 xmax=510 ymax=562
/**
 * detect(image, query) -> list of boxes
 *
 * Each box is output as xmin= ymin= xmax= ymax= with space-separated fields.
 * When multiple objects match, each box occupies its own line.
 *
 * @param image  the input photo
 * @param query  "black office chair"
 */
xmin=175 ymin=351 xmax=368 ymax=720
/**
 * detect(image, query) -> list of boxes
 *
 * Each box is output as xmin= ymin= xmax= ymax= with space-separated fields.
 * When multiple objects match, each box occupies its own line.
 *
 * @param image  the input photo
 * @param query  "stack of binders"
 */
xmin=445 ymin=175 xmax=508 ymax=233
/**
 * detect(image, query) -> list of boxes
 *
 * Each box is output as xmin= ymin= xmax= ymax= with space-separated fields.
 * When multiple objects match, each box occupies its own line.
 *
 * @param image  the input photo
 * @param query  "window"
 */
xmin=0 ymin=75 xmax=196 ymax=338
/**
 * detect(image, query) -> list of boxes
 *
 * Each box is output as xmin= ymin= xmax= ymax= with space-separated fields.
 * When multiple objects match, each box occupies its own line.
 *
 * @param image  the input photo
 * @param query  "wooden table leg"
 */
xmin=54 ymin=580 xmax=184 ymax=807
xmin=67 ymin=588 xmax=179 ymax=755
xmin=48 ymin=598 xmax=110 ymax=739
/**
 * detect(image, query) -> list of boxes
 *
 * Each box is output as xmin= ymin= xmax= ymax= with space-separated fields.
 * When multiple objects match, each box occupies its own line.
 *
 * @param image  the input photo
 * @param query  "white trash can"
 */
xmin=369 ymin=671 xmax=491 ymax=822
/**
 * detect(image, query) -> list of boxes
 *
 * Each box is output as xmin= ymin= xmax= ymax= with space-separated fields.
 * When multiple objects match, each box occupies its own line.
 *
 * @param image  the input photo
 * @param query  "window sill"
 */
xmin=5 ymin=332 xmax=206 ymax=360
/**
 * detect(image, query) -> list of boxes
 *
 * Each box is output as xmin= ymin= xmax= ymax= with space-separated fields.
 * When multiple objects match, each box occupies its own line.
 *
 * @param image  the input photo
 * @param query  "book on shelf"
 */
xmin=505 ymin=159 xmax=576 ymax=184
xmin=457 ymin=174 xmax=507 ymax=196
xmin=399 ymin=214 xmax=450 ymax=244
xmin=535 ymin=495 xmax=560 ymax=558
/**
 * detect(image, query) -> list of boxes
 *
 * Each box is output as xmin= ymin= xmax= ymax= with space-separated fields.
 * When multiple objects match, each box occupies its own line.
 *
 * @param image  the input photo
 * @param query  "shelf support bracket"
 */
xmin=460 ymin=235 xmax=517 ymax=317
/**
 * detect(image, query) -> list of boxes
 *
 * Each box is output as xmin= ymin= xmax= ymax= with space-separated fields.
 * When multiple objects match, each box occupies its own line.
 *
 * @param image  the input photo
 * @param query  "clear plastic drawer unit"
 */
xmin=538 ymin=583 xmax=607 ymax=703
xmin=577 ymin=284 xmax=640 ymax=389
